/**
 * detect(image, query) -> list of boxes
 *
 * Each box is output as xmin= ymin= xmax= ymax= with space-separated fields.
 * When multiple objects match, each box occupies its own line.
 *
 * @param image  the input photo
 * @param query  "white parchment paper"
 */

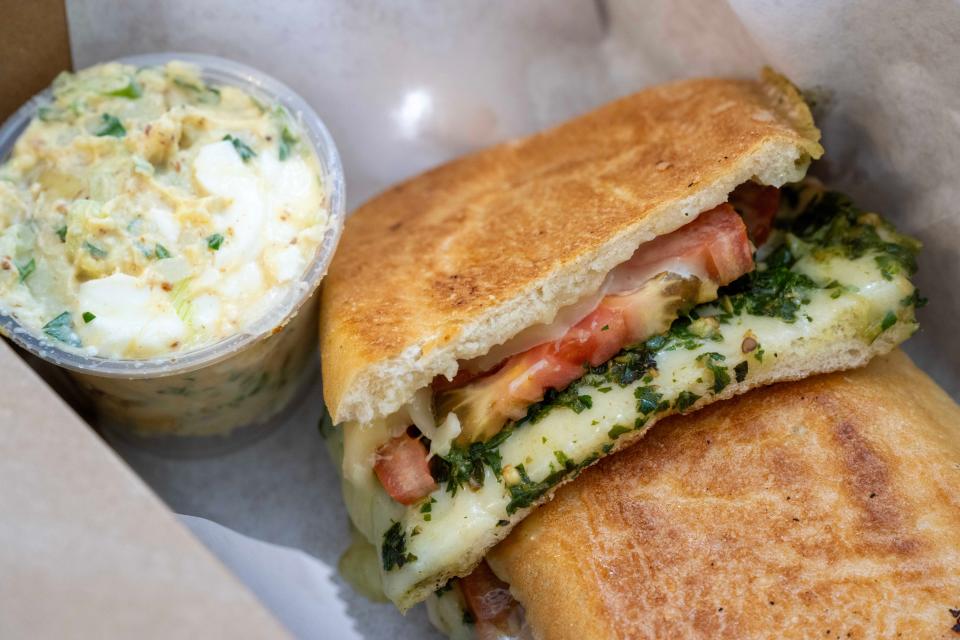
xmin=66 ymin=1 xmax=960 ymax=637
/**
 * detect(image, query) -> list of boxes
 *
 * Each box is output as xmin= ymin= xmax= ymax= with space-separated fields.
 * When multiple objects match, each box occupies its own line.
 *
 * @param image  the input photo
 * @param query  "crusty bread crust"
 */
xmin=321 ymin=69 xmax=822 ymax=424
xmin=488 ymin=349 xmax=960 ymax=640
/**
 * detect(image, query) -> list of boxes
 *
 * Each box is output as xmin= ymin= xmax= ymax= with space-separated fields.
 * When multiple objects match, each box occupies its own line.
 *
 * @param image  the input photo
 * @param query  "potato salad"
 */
xmin=0 ymin=61 xmax=328 ymax=359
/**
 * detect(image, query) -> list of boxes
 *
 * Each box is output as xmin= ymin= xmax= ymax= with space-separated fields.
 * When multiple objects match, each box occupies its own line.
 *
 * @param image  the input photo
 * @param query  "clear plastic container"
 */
xmin=0 ymin=53 xmax=345 ymax=454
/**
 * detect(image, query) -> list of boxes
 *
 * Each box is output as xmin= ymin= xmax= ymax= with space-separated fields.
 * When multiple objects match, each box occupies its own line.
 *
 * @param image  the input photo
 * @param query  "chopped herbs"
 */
xmin=84 ymin=241 xmax=107 ymax=258
xmin=588 ymin=348 xmax=657 ymax=387
xmin=415 ymin=183 xmax=923 ymax=517
xmin=880 ymin=310 xmax=897 ymax=332
xmin=506 ymin=464 xmax=552 ymax=515
xmin=734 ymin=361 xmax=749 ymax=383
xmin=16 ymin=258 xmax=35 ymax=283
xmin=155 ymin=244 xmax=172 ymax=259
xmin=608 ymin=424 xmax=631 ymax=440
xmin=719 ymin=245 xmax=817 ymax=323
xmin=505 ymin=451 xmax=601 ymax=515
xmin=381 ymin=522 xmax=416 ymax=571
xmin=697 ymin=352 xmax=731 ymax=393
xmin=82 ymin=311 xmax=96 ymax=324
xmin=224 ymin=134 xmax=256 ymax=162
xmin=206 ymin=233 xmax=224 ymax=251
xmin=517 ymin=386 xmax=593 ymax=426
xmin=42 ymin=311 xmax=81 ymax=347
xmin=278 ymin=126 xmax=298 ymax=160
xmin=94 ymin=113 xmax=126 ymax=137
xmin=635 ymin=385 xmax=664 ymax=415
xmin=55 ymin=225 xmax=68 ymax=242
xmin=900 ymin=289 xmax=927 ymax=308
xmin=106 ymin=78 xmax=142 ymax=99
xmin=173 ymin=77 xmax=221 ymax=103
xmin=675 ymin=391 xmax=701 ymax=412
xmin=434 ymin=429 xmax=510 ymax=496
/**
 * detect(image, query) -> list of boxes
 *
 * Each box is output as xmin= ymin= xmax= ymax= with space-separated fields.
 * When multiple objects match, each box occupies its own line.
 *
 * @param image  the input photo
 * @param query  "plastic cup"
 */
xmin=0 ymin=53 xmax=345 ymax=454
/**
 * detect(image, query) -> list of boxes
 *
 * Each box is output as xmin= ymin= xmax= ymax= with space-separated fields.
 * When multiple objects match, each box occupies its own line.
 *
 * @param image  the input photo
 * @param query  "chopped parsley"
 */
xmin=900 ymin=289 xmax=927 ymax=308
xmin=719 ymin=244 xmax=816 ymax=323
xmin=106 ymin=78 xmax=142 ymax=99
xmin=154 ymin=244 xmax=172 ymax=259
xmin=84 ymin=241 xmax=107 ymax=259
xmin=55 ymin=225 xmax=68 ymax=242
xmin=675 ymin=390 xmax=701 ymax=412
xmin=506 ymin=464 xmax=553 ymax=515
xmin=224 ymin=134 xmax=256 ymax=162
xmin=82 ymin=311 xmax=96 ymax=324
xmin=734 ymin=360 xmax=749 ymax=383
xmin=634 ymin=385 xmax=664 ymax=415
xmin=608 ymin=424 xmax=631 ymax=440
xmin=517 ymin=386 xmax=593 ymax=426
xmin=16 ymin=258 xmax=35 ymax=283
xmin=94 ymin=113 xmax=126 ymax=138
xmin=278 ymin=126 xmax=298 ymax=160
xmin=42 ymin=311 xmax=81 ymax=347
xmin=697 ymin=352 xmax=731 ymax=393
xmin=206 ymin=233 xmax=224 ymax=251
xmin=434 ymin=429 xmax=509 ymax=496
xmin=381 ymin=522 xmax=416 ymax=571
xmin=880 ymin=310 xmax=897 ymax=332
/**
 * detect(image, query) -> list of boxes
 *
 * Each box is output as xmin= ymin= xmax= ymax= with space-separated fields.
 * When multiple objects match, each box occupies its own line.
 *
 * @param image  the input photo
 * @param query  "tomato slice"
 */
xmin=383 ymin=202 xmax=758 ymax=502
xmin=460 ymin=561 xmax=518 ymax=631
xmin=373 ymin=435 xmax=437 ymax=505
xmin=730 ymin=182 xmax=780 ymax=245
xmin=620 ymin=203 xmax=754 ymax=285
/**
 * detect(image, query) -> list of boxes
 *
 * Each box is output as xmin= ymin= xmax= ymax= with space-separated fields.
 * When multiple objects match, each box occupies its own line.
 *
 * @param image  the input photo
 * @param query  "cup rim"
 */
xmin=0 ymin=52 xmax=345 ymax=379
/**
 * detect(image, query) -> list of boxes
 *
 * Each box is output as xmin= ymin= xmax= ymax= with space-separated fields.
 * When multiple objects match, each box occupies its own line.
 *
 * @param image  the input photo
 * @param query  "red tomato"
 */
xmin=730 ymin=182 xmax=780 ymax=245
xmin=622 ymin=203 xmax=754 ymax=285
xmin=373 ymin=435 xmax=437 ymax=505
xmin=460 ymin=561 xmax=517 ymax=629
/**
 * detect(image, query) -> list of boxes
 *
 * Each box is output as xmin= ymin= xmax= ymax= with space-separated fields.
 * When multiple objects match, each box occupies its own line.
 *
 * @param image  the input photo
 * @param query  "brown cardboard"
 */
xmin=0 ymin=0 xmax=73 ymax=120
xmin=0 ymin=341 xmax=291 ymax=638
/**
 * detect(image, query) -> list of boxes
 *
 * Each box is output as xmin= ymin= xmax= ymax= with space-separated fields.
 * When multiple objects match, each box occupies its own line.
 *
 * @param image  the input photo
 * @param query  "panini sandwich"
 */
xmin=319 ymin=69 xmax=924 ymax=610
xmin=429 ymin=351 xmax=960 ymax=639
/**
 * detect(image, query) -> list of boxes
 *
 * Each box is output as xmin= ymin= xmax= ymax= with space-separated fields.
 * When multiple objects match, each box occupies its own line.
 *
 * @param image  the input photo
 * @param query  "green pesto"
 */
xmin=430 ymin=184 xmax=922 ymax=506
xmin=381 ymin=521 xmax=416 ymax=571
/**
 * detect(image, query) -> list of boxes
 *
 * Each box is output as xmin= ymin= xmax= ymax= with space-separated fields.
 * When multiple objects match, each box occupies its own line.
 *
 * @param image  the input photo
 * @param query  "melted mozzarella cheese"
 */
xmin=337 ymin=251 xmax=917 ymax=610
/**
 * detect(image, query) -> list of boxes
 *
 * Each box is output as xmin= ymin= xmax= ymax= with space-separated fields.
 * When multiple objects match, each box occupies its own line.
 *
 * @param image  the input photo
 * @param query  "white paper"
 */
xmin=66 ymin=1 xmax=960 ymax=637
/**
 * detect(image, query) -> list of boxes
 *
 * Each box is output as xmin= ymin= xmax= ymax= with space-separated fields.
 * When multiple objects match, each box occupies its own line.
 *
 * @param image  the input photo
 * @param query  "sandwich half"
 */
xmin=429 ymin=350 xmax=960 ymax=639
xmin=319 ymin=69 xmax=924 ymax=610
